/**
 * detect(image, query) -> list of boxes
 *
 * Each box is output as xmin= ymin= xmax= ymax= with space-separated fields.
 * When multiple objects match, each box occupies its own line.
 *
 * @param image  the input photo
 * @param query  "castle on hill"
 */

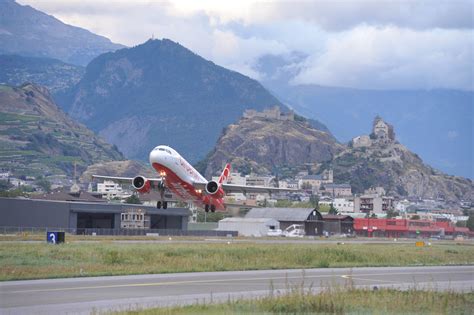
xmin=352 ymin=116 xmax=396 ymax=148
xmin=243 ymin=106 xmax=294 ymax=121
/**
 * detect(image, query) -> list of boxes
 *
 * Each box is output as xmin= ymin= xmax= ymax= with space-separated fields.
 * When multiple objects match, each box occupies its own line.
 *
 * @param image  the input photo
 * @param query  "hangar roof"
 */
xmin=219 ymin=217 xmax=278 ymax=224
xmin=245 ymin=207 xmax=320 ymax=221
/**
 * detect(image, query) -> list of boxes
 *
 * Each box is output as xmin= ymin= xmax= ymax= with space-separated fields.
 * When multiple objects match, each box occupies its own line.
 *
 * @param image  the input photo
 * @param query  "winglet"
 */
xmin=218 ymin=163 xmax=231 ymax=184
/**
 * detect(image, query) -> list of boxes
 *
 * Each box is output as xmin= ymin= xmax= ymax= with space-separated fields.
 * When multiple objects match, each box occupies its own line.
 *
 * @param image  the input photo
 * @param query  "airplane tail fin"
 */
xmin=218 ymin=163 xmax=231 ymax=184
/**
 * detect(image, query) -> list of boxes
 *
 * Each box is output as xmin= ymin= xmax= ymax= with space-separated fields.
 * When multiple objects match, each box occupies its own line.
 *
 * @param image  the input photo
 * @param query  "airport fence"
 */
xmin=0 ymin=226 xmax=237 ymax=237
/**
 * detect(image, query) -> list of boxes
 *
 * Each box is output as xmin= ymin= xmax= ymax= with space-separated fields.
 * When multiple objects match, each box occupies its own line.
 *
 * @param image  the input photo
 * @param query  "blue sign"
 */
xmin=47 ymin=231 xmax=58 ymax=244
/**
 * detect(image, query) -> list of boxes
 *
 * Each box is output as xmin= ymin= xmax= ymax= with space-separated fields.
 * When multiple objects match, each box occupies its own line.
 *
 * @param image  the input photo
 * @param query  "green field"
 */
xmin=0 ymin=241 xmax=473 ymax=281
xmin=117 ymin=288 xmax=474 ymax=315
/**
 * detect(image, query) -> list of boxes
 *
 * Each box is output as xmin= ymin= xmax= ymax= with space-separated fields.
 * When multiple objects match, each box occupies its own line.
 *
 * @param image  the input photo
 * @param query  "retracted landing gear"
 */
xmin=204 ymin=204 xmax=216 ymax=212
xmin=156 ymin=181 xmax=168 ymax=209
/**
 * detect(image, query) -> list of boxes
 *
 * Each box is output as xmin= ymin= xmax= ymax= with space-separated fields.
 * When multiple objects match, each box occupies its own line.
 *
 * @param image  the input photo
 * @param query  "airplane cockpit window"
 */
xmin=156 ymin=147 xmax=173 ymax=155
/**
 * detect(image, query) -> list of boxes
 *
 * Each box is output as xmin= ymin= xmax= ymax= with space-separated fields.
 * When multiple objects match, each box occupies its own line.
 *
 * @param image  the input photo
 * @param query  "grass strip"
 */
xmin=1 ymin=242 xmax=473 ymax=281
xmin=115 ymin=287 xmax=474 ymax=315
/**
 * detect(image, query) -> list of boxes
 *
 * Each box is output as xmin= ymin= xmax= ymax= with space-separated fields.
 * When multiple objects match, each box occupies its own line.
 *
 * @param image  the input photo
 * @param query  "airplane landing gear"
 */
xmin=205 ymin=204 xmax=210 ymax=212
xmin=210 ymin=205 xmax=216 ymax=212
xmin=156 ymin=201 xmax=168 ymax=209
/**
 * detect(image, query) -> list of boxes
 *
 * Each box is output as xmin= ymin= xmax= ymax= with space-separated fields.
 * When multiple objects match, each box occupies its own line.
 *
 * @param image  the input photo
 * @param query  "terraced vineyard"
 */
xmin=0 ymin=83 xmax=123 ymax=178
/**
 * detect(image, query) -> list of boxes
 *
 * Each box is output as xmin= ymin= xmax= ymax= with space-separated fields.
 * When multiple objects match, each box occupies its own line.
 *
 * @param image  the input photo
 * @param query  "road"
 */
xmin=1 ymin=266 xmax=473 ymax=314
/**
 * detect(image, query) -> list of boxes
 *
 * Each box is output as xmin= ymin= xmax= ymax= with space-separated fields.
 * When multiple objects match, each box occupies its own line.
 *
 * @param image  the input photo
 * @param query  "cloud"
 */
xmin=17 ymin=0 xmax=474 ymax=90
xmin=292 ymin=26 xmax=474 ymax=90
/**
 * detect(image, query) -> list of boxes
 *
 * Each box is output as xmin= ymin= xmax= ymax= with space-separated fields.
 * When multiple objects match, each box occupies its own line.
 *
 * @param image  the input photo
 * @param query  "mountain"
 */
xmin=0 ymin=0 xmax=124 ymax=66
xmin=0 ymin=83 xmax=123 ymax=178
xmin=0 ymin=54 xmax=84 ymax=94
xmin=255 ymin=53 xmax=473 ymax=179
xmin=202 ymin=109 xmax=343 ymax=178
xmin=320 ymin=117 xmax=473 ymax=203
xmin=62 ymin=39 xmax=329 ymax=164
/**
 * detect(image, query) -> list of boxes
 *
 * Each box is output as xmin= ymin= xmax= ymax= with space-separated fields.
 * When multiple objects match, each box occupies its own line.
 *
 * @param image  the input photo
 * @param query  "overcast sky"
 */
xmin=19 ymin=0 xmax=474 ymax=90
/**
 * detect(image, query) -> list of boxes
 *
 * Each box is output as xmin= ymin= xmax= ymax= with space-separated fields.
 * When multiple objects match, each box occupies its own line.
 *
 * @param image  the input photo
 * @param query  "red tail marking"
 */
xmin=218 ymin=163 xmax=231 ymax=184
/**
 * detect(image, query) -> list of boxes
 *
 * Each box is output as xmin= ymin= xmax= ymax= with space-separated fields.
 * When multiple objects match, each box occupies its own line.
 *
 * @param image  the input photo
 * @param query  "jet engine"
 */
xmin=132 ymin=176 xmax=151 ymax=193
xmin=205 ymin=180 xmax=225 ymax=199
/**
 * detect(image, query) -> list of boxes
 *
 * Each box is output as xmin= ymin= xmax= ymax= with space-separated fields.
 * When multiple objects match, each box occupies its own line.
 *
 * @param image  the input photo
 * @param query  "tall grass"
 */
xmin=0 ymin=242 xmax=473 ymax=281
xmin=118 ymin=287 xmax=474 ymax=315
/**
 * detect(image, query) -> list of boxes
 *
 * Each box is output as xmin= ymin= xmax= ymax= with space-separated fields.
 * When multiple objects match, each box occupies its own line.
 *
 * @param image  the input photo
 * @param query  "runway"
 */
xmin=1 ymin=266 xmax=473 ymax=314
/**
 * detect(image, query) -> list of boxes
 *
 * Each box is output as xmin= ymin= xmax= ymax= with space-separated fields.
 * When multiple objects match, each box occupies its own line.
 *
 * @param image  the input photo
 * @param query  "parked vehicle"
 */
xmin=283 ymin=224 xmax=305 ymax=237
xmin=267 ymin=228 xmax=283 ymax=237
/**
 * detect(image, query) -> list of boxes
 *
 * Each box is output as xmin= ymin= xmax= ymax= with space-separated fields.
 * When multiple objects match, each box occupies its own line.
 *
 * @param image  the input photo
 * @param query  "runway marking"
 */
xmin=3 ymin=270 xmax=471 ymax=294
xmin=341 ymin=275 xmax=398 ymax=283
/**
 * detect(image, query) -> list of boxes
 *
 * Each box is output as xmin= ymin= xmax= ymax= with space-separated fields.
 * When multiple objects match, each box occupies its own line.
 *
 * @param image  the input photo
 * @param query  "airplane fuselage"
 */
xmin=149 ymin=145 xmax=225 ymax=210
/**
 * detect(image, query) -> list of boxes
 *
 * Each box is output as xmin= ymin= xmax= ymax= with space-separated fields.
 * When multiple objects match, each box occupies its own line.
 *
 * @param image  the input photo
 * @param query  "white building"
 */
xmin=333 ymin=198 xmax=354 ymax=213
xmin=97 ymin=180 xmax=124 ymax=199
xmin=217 ymin=217 xmax=280 ymax=237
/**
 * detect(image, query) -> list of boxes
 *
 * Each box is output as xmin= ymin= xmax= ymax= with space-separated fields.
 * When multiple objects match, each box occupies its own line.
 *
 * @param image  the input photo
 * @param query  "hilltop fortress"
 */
xmin=243 ymin=106 xmax=295 ymax=121
xmin=352 ymin=116 xmax=396 ymax=148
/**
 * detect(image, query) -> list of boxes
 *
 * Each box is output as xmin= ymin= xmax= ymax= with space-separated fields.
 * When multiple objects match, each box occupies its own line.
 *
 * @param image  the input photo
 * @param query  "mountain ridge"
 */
xmin=202 ymin=112 xmax=343 ymax=178
xmin=0 ymin=83 xmax=123 ymax=177
xmin=62 ymin=38 xmax=331 ymax=164
xmin=0 ymin=0 xmax=124 ymax=66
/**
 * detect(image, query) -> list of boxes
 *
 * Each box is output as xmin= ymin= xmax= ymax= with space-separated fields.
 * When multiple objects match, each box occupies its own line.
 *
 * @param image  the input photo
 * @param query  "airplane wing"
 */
xmin=92 ymin=175 xmax=163 ymax=187
xmin=192 ymin=182 xmax=298 ymax=194
xmin=221 ymin=183 xmax=298 ymax=194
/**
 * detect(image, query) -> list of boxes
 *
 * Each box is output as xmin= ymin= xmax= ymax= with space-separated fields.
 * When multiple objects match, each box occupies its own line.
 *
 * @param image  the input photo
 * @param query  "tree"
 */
xmin=301 ymin=182 xmax=312 ymax=190
xmin=197 ymin=210 xmax=225 ymax=222
xmin=370 ymin=213 xmax=377 ymax=218
xmin=455 ymin=221 xmax=467 ymax=228
xmin=275 ymin=199 xmax=293 ymax=208
xmin=0 ymin=180 xmax=12 ymax=192
xmin=35 ymin=178 xmax=51 ymax=193
xmin=386 ymin=209 xmax=399 ymax=219
xmin=466 ymin=215 xmax=474 ymax=231
xmin=328 ymin=203 xmax=338 ymax=215
xmin=411 ymin=214 xmax=420 ymax=220
xmin=310 ymin=195 xmax=319 ymax=209
xmin=125 ymin=194 xmax=141 ymax=204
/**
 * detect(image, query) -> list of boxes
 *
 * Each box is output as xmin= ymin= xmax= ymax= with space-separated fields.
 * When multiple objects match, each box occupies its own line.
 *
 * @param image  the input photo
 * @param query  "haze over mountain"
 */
xmin=257 ymin=54 xmax=474 ymax=179
xmin=61 ymin=39 xmax=328 ymax=164
xmin=0 ymin=0 xmax=124 ymax=66
xmin=0 ymin=83 xmax=123 ymax=177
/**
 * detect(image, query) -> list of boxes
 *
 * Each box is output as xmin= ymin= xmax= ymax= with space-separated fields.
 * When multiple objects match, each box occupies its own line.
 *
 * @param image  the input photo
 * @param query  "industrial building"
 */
xmin=217 ymin=217 xmax=279 ymax=237
xmin=244 ymin=207 xmax=354 ymax=236
xmin=0 ymin=197 xmax=190 ymax=234
xmin=354 ymin=218 xmax=470 ymax=238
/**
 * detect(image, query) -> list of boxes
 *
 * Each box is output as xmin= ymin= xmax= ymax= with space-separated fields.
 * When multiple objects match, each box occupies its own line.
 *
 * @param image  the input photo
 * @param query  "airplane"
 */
xmin=93 ymin=145 xmax=296 ymax=212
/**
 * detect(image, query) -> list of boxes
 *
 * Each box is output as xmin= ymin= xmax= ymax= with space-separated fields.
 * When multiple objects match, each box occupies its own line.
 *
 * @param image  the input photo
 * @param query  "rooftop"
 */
xmin=246 ymin=207 xmax=319 ymax=221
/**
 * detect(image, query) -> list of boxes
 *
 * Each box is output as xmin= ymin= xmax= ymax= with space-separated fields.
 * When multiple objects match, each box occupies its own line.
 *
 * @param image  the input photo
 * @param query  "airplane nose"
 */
xmin=149 ymin=149 xmax=160 ymax=165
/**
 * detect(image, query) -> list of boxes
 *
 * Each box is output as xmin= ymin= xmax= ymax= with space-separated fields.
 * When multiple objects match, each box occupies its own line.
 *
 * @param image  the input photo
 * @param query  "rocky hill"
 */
xmin=0 ymin=83 xmax=123 ymax=177
xmin=321 ymin=117 xmax=473 ymax=202
xmin=0 ymin=0 xmax=124 ymax=66
xmin=0 ymin=54 xmax=84 ymax=94
xmin=202 ymin=111 xmax=343 ymax=178
xmin=62 ymin=39 xmax=330 ymax=164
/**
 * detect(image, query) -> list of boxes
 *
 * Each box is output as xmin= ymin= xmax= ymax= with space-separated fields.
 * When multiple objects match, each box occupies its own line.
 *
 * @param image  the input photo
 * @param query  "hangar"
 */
xmin=217 ymin=217 xmax=280 ymax=237
xmin=245 ymin=208 xmax=354 ymax=236
xmin=245 ymin=208 xmax=323 ymax=236
xmin=0 ymin=197 xmax=190 ymax=234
